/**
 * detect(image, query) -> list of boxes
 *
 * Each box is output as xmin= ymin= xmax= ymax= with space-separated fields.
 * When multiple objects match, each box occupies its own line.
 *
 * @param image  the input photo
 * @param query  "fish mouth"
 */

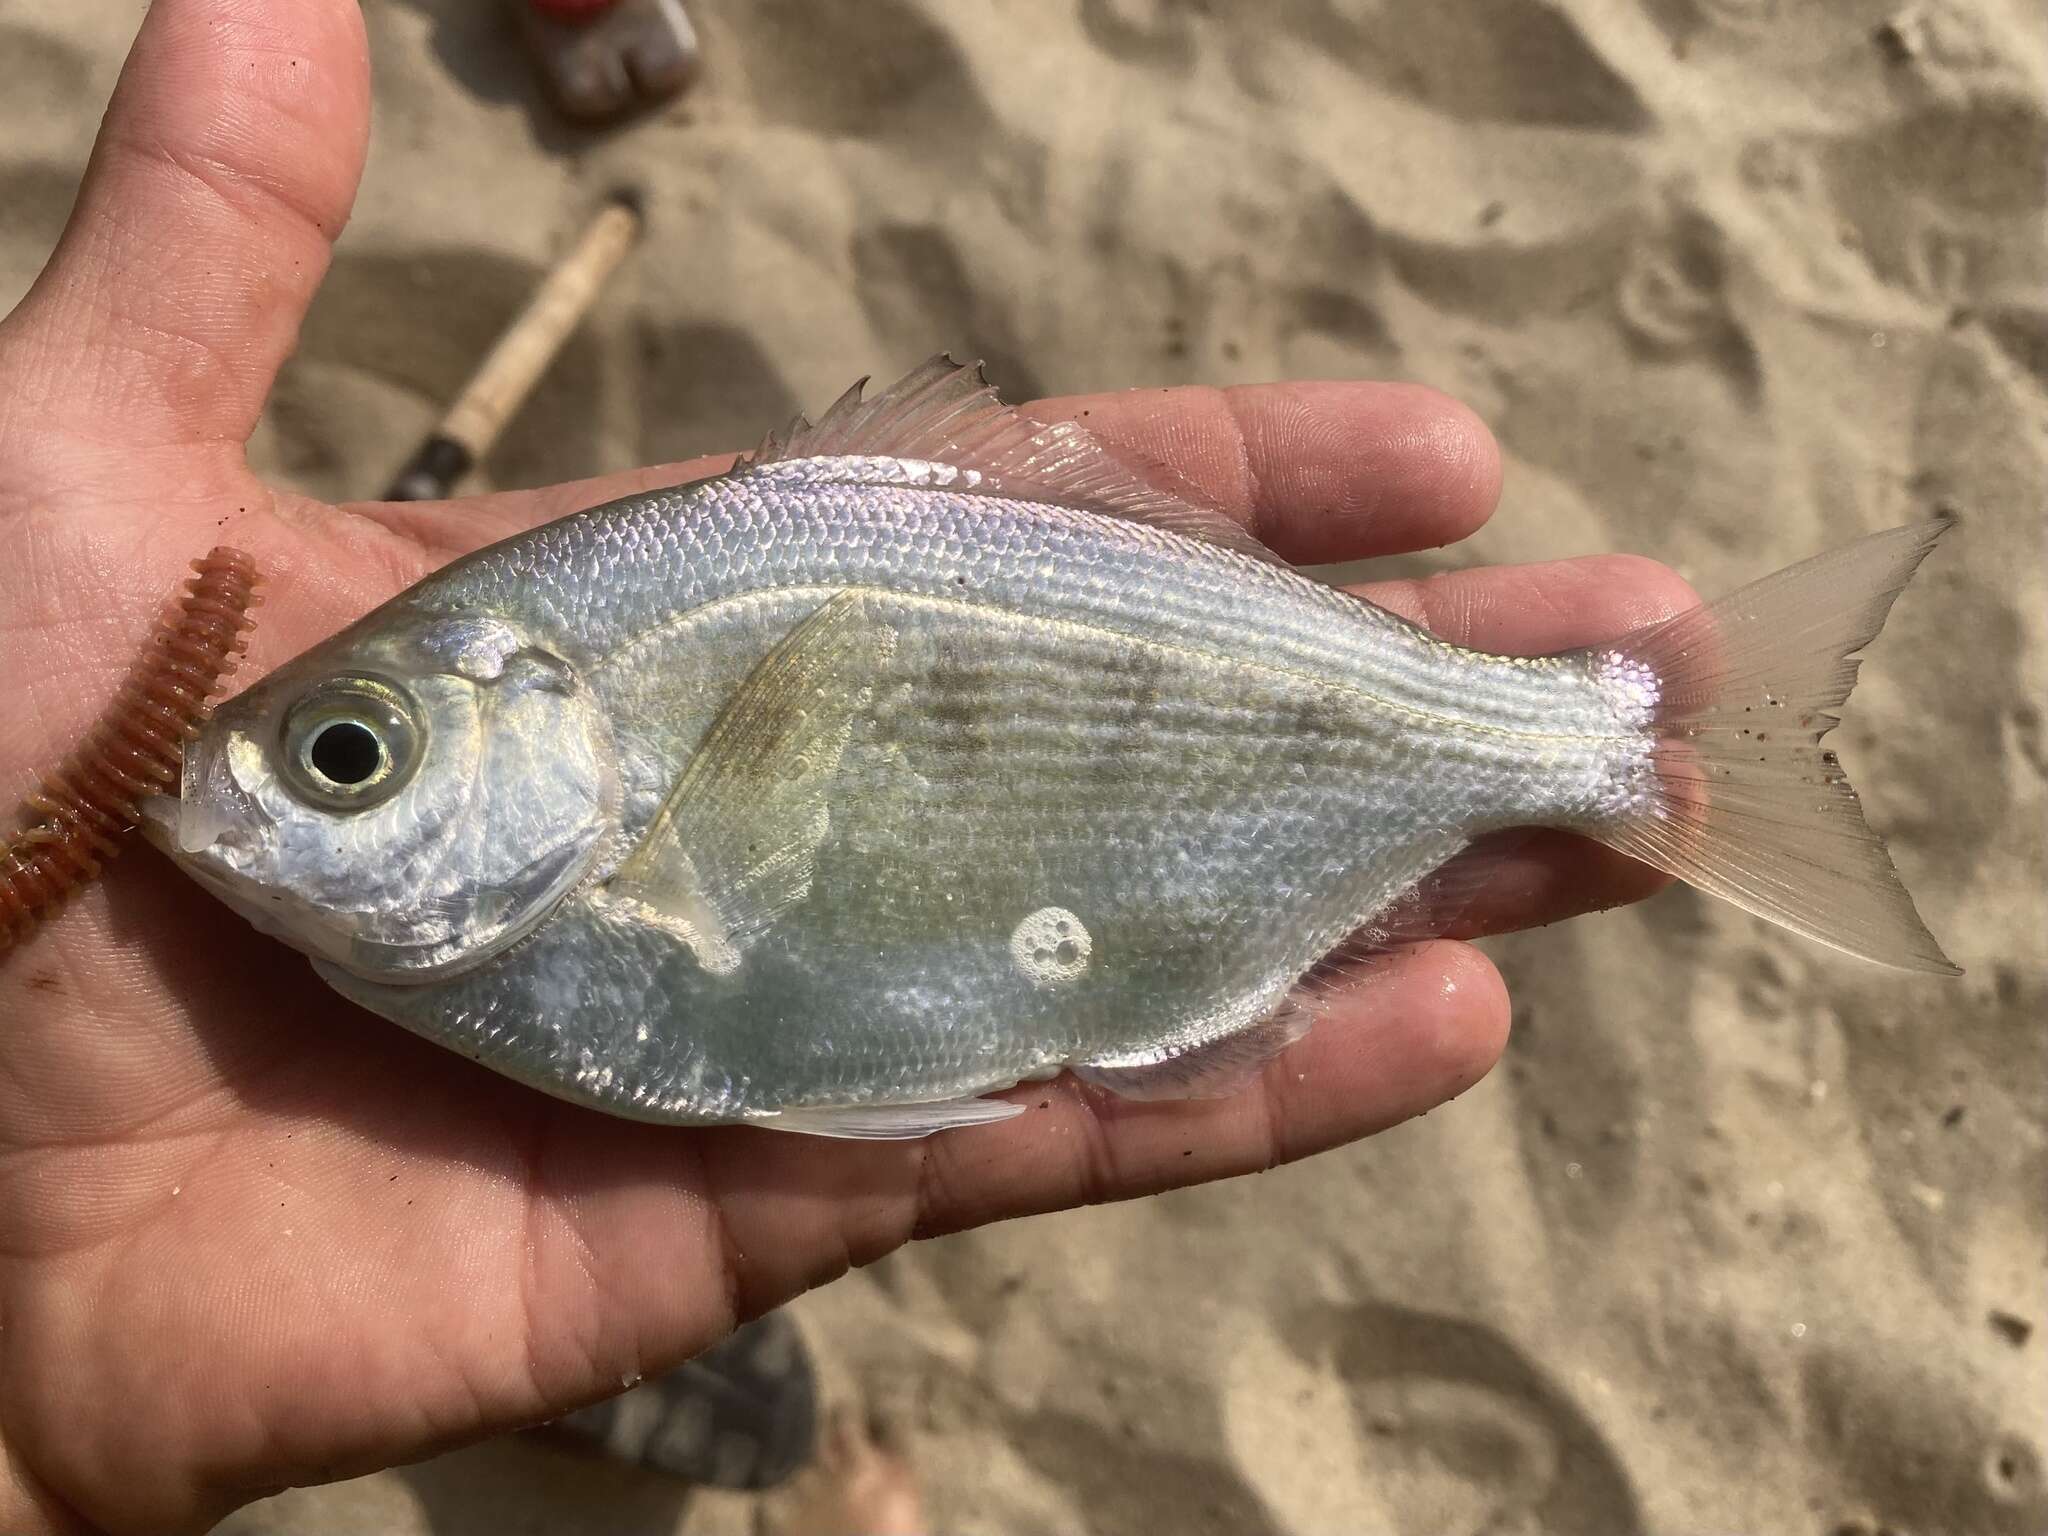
xmin=137 ymin=790 xmax=248 ymax=860
xmin=138 ymin=726 xmax=264 ymax=859
xmin=135 ymin=792 xmax=191 ymax=854
xmin=142 ymin=804 xmax=362 ymax=969
xmin=138 ymin=734 xmax=362 ymax=969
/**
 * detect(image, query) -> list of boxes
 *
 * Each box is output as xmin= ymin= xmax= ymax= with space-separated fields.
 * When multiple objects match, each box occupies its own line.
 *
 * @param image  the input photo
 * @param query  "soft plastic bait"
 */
xmin=1 ymin=547 xmax=258 ymax=949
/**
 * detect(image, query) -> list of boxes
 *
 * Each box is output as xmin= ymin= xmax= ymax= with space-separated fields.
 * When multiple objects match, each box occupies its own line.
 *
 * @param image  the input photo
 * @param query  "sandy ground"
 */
xmin=4 ymin=0 xmax=2045 ymax=1531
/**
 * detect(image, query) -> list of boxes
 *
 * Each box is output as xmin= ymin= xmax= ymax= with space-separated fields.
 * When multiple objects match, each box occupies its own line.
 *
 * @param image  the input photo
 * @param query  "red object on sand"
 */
xmin=529 ymin=0 xmax=617 ymax=20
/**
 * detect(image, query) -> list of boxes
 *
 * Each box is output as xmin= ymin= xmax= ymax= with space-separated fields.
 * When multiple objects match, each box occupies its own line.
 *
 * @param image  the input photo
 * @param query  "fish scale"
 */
xmin=146 ymin=360 xmax=1956 ymax=1137
xmin=292 ymin=494 xmax=1638 ymax=1120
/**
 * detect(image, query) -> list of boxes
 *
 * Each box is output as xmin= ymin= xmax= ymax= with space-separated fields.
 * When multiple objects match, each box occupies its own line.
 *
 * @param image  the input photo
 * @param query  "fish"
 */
xmin=142 ymin=358 xmax=1958 ymax=1138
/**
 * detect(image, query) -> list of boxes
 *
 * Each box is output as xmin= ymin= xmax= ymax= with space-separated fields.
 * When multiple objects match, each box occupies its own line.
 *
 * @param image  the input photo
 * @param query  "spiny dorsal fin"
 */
xmin=737 ymin=355 xmax=1283 ymax=564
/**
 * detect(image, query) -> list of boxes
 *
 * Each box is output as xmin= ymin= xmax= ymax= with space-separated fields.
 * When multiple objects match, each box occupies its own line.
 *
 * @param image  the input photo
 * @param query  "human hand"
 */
xmin=0 ymin=3 xmax=1696 ymax=1531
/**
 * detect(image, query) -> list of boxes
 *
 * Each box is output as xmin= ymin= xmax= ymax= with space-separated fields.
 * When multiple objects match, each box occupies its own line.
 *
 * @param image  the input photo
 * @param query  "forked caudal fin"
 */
xmin=1581 ymin=517 xmax=1959 ymax=975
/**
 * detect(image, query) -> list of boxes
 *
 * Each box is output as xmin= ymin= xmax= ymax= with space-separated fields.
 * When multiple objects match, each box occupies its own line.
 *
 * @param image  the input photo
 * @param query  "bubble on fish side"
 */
xmin=1011 ymin=906 xmax=1091 ymax=987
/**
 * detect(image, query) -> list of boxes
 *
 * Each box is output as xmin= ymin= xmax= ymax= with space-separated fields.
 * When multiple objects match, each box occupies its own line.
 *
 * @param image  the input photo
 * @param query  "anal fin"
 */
xmin=766 ymin=1095 xmax=1025 ymax=1140
xmin=1073 ymin=1001 xmax=1313 ymax=1102
xmin=1343 ymin=831 xmax=1540 ymax=956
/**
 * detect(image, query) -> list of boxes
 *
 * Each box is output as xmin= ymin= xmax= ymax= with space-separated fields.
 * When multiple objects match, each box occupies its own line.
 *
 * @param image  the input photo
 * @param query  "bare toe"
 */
xmin=515 ymin=0 xmax=700 ymax=123
xmin=559 ymin=46 xmax=632 ymax=121
xmin=771 ymin=1405 xmax=927 ymax=1536
xmin=624 ymin=1 xmax=702 ymax=98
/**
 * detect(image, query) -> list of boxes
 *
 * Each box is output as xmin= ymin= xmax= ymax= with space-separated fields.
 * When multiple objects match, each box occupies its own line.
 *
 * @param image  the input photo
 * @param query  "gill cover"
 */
xmin=164 ymin=609 xmax=616 ymax=983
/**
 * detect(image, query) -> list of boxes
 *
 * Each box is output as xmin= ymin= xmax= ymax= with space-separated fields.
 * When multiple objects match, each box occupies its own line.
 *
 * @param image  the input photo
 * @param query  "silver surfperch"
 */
xmin=143 ymin=360 xmax=1956 ymax=1138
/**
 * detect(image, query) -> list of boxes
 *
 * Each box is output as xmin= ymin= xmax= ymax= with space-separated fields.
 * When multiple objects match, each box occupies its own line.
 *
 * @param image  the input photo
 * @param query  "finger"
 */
xmin=917 ymin=940 xmax=1510 ymax=1233
xmin=1351 ymin=553 xmax=1705 ymax=932
xmin=687 ymin=941 xmax=1508 ymax=1320
xmin=0 ymin=0 xmax=369 ymax=457
xmin=1426 ymin=828 xmax=1674 ymax=939
xmin=1353 ymin=552 xmax=1702 ymax=655
xmin=1029 ymin=380 xmax=1503 ymax=563
xmin=348 ymin=380 xmax=1501 ymax=565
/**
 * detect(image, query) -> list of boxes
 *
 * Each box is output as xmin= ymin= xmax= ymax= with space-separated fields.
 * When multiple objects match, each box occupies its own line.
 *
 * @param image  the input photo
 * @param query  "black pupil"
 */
xmin=310 ymin=720 xmax=383 ymax=785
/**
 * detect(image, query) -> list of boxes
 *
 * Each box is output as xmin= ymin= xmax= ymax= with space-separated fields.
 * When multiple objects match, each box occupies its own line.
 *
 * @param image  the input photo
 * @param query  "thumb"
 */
xmin=0 ymin=0 xmax=368 ymax=462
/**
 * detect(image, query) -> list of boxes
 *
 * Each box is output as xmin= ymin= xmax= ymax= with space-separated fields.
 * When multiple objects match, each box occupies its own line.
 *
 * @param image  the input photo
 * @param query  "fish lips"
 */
xmin=138 ymin=739 xmax=363 ymax=969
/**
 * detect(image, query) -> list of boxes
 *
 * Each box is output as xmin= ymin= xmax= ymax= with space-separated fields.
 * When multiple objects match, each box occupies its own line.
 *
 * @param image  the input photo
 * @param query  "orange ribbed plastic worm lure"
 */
xmin=0 ymin=547 xmax=259 ymax=950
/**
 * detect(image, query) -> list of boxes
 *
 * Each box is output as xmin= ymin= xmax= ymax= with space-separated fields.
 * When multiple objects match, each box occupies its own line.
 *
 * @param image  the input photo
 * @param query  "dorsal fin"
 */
xmin=737 ymin=355 xmax=1283 ymax=564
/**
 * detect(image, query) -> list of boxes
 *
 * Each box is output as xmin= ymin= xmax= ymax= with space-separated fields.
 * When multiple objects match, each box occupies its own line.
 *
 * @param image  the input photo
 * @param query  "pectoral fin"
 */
xmin=601 ymin=589 xmax=895 ymax=973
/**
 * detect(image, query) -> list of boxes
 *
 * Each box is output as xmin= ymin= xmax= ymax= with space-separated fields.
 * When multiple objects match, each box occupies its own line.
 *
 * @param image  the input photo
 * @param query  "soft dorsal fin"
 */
xmin=738 ymin=355 xmax=1283 ymax=564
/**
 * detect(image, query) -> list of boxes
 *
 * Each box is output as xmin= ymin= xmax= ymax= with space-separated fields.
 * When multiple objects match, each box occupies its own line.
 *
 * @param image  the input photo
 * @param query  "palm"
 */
xmin=0 ymin=4 xmax=1691 ymax=1532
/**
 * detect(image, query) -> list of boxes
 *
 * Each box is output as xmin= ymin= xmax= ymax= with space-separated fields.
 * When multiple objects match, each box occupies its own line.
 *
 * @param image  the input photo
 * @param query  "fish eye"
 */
xmin=308 ymin=719 xmax=382 ymax=785
xmin=278 ymin=675 xmax=424 ymax=811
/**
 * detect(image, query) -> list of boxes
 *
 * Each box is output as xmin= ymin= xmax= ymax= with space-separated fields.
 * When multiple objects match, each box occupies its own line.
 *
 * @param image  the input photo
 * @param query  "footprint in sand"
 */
xmin=255 ymin=246 xmax=611 ymax=501
xmin=254 ymin=244 xmax=804 ymax=501
xmin=1875 ymin=0 xmax=2038 ymax=101
xmin=1288 ymin=0 xmax=1651 ymax=132
xmin=630 ymin=321 xmax=804 ymax=469
xmin=0 ymin=20 xmax=94 ymax=155
xmin=739 ymin=0 xmax=984 ymax=143
xmin=1282 ymin=283 xmax=1399 ymax=378
xmin=1819 ymin=96 xmax=2048 ymax=315
xmin=0 ymin=22 xmax=98 ymax=313
xmin=1252 ymin=1299 xmax=1644 ymax=1533
xmin=1008 ymin=1395 xmax=1283 ymax=1536
xmin=0 ymin=161 xmax=80 ymax=317
xmin=1078 ymin=0 xmax=1200 ymax=72
xmin=851 ymin=223 xmax=1046 ymax=405
xmin=1614 ymin=192 xmax=1761 ymax=395
xmin=1801 ymin=1339 xmax=2048 ymax=1534
xmin=1983 ymin=302 xmax=2048 ymax=388
xmin=1640 ymin=0 xmax=1781 ymax=52
xmin=731 ymin=3 xmax=1048 ymax=226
